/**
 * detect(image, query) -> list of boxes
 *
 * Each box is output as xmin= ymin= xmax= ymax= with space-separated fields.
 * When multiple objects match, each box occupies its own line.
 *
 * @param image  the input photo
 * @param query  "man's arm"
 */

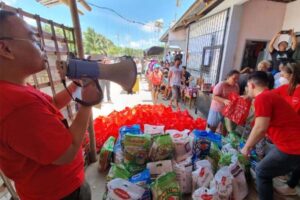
xmin=241 ymin=117 xmax=270 ymax=156
xmin=291 ymin=29 xmax=297 ymax=51
xmin=53 ymin=81 xmax=101 ymax=165
xmin=269 ymin=32 xmax=281 ymax=53
xmin=52 ymin=82 xmax=78 ymax=110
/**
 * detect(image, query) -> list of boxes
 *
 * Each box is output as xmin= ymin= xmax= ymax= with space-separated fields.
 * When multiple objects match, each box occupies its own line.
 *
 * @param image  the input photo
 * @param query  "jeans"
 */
xmin=61 ymin=181 xmax=91 ymax=200
xmin=99 ymin=80 xmax=111 ymax=101
xmin=256 ymin=146 xmax=300 ymax=200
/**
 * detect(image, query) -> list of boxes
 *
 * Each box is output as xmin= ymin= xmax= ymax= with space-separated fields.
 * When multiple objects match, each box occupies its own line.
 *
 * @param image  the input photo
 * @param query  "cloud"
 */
xmin=2 ymin=0 xmax=17 ymax=6
xmin=141 ymin=18 xmax=164 ymax=33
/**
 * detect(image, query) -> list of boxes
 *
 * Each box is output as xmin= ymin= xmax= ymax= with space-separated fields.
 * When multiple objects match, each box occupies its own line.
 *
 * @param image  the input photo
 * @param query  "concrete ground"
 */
xmin=85 ymin=76 xmax=300 ymax=200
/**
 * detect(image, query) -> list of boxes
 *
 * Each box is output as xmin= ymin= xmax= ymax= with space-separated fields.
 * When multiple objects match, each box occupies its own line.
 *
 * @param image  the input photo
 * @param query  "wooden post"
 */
xmin=69 ymin=0 xmax=97 ymax=163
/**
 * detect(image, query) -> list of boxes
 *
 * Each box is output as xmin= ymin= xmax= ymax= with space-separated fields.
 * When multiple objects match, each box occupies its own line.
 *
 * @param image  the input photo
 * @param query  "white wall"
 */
xmin=219 ymin=4 xmax=244 ymax=82
xmin=233 ymin=0 xmax=286 ymax=69
xmin=282 ymin=0 xmax=300 ymax=32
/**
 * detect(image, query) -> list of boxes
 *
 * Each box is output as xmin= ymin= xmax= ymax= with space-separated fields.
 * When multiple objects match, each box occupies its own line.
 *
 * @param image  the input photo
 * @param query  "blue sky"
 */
xmin=2 ymin=0 xmax=195 ymax=49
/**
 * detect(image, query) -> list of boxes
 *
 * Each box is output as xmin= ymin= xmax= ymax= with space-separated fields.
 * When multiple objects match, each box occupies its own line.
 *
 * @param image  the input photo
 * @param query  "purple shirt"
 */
xmin=210 ymin=81 xmax=240 ymax=112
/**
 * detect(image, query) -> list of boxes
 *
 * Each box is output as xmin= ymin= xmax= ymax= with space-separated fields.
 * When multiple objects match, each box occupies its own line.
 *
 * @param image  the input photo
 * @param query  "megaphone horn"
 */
xmin=98 ymin=58 xmax=137 ymax=92
xmin=66 ymin=57 xmax=137 ymax=92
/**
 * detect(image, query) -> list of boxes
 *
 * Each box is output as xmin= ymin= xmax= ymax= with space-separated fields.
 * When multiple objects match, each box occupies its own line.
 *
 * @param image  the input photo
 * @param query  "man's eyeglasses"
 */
xmin=0 ymin=37 xmax=43 ymax=50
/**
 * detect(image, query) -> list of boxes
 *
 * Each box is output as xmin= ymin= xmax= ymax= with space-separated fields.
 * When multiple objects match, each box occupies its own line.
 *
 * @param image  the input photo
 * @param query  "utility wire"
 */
xmin=87 ymin=1 xmax=145 ymax=26
xmin=86 ymin=1 xmax=164 ymax=28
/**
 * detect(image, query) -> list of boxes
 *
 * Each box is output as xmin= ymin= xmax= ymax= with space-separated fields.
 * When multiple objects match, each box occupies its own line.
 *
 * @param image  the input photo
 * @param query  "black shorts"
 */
xmin=171 ymin=85 xmax=181 ymax=101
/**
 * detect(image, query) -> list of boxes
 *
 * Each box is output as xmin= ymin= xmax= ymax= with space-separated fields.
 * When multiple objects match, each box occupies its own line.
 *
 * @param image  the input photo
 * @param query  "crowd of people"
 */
xmin=145 ymin=30 xmax=300 ymax=200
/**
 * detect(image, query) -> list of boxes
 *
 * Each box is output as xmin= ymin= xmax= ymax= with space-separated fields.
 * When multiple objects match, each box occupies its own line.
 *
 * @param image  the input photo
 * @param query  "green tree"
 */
xmin=83 ymin=27 xmax=114 ymax=55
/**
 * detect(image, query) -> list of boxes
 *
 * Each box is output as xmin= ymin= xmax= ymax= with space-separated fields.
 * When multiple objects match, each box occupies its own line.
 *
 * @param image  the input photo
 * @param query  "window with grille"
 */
xmin=187 ymin=9 xmax=229 ymax=85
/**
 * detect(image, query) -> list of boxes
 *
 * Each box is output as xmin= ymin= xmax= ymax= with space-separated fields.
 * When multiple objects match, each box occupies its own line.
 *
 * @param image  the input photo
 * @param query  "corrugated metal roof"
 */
xmin=36 ymin=0 xmax=91 ymax=11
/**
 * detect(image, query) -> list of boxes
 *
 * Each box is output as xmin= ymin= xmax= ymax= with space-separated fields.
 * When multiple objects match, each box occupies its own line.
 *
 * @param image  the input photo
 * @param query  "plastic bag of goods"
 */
xmin=192 ymin=130 xmax=211 ymax=160
xmin=167 ymin=129 xmax=192 ymax=162
xmin=123 ymin=134 xmax=151 ymax=174
xmin=149 ymin=134 xmax=174 ymax=161
xmin=173 ymin=157 xmax=193 ymax=194
xmin=229 ymin=156 xmax=248 ymax=200
xmin=113 ymin=125 xmax=141 ymax=164
xmin=146 ymin=160 xmax=173 ymax=180
xmin=192 ymin=160 xmax=214 ymax=192
xmin=192 ymin=187 xmax=218 ymax=200
xmin=115 ymin=124 xmax=141 ymax=150
xmin=144 ymin=124 xmax=165 ymax=135
xmin=98 ymin=136 xmax=115 ymax=172
xmin=107 ymin=178 xmax=145 ymax=200
xmin=129 ymin=169 xmax=152 ymax=200
xmin=107 ymin=163 xmax=131 ymax=182
xmin=207 ymin=142 xmax=221 ymax=173
xmin=150 ymin=172 xmax=181 ymax=200
xmin=213 ymin=166 xmax=233 ymax=200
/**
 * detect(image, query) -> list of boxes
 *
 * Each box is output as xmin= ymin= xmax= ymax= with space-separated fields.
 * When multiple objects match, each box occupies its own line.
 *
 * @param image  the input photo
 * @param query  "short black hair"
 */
xmin=0 ymin=10 xmax=17 ymax=36
xmin=182 ymin=66 xmax=187 ymax=69
xmin=226 ymin=70 xmax=240 ymax=79
xmin=248 ymin=71 xmax=269 ymax=87
xmin=174 ymin=57 xmax=181 ymax=61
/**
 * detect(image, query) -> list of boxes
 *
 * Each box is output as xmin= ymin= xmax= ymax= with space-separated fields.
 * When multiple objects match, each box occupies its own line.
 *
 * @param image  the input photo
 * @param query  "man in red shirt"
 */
xmin=0 ymin=11 xmax=100 ymax=199
xmin=241 ymin=71 xmax=300 ymax=200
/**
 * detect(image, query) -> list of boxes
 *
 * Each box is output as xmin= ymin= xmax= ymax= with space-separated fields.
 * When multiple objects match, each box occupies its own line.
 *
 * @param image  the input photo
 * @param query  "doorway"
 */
xmin=241 ymin=40 xmax=268 ymax=70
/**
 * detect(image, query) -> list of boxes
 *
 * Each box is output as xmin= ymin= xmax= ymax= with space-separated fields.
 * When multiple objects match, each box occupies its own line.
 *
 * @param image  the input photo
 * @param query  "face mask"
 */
xmin=279 ymin=77 xmax=289 ymax=85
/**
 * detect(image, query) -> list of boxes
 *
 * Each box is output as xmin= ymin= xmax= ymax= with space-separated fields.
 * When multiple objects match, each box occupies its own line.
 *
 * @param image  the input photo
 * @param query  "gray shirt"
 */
xmin=169 ymin=66 xmax=182 ymax=86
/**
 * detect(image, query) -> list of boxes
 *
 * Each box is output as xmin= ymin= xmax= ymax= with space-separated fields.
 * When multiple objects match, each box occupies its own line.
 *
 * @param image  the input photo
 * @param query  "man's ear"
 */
xmin=0 ymin=41 xmax=15 ymax=60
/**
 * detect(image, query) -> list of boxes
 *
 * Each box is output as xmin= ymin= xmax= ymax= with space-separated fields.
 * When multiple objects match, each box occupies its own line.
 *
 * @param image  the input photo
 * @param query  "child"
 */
xmin=149 ymin=64 xmax=163 ymax=104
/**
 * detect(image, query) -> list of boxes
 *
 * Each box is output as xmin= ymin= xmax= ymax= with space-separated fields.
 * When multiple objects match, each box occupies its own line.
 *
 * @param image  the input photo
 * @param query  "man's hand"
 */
xmin=223 ymin=99 xmax=231 ymax=106
xmin=81 ymin=79 xmax=102 ymax=105
xmin=56 ymin=60 xmax=68 ymax=80
xmin=241 ymin=146 xmax=251 ymax=158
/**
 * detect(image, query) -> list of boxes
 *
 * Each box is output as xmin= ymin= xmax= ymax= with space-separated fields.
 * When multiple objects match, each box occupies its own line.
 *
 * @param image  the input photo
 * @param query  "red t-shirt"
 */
xmin=0 ymin=81 xmax=84 ymax=200
xmin=254 ymin=90 xmax=300 ymax=155
xmin=272 ymin=84 xmax=300 ymax=115
xmin=150 ymin=71 xmax=163 ymax=85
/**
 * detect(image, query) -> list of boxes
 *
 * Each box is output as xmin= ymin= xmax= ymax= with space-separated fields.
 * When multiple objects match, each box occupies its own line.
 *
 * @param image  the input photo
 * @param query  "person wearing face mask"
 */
xmin=207 ymin=70 xmax=240 ymax=132
xmin=269 ymin=29 xmax=297 ymax=72
xmin=274 ymin=64 xmax=290 ymax=88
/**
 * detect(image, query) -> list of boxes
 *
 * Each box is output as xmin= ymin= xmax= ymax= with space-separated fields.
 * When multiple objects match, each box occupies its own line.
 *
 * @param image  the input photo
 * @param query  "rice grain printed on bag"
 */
xmin=98 ymin=136 xmax=115 ymax=172
xmin=107 ymin=178 xmax=145 ymax=200
xmin=151 ymin=172 xmax=181 ymax=200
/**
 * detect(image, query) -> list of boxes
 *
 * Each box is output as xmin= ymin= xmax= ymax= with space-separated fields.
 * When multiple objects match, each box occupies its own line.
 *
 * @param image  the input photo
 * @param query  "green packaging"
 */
xmin=98 ymin=136 xmax=115 ymax=172
xmin=151 ymin=172 xmax=181 ymax=200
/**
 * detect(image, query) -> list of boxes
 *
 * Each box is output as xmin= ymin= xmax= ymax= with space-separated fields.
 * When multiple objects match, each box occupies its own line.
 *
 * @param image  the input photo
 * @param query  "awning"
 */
xmin=144 ymin=46 xmax=165 ymax=56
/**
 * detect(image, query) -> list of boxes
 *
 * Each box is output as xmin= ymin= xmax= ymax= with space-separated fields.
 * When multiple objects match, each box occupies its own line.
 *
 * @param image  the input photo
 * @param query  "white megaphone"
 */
xmin=58 ymin=55 xmax=137 ymax=106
